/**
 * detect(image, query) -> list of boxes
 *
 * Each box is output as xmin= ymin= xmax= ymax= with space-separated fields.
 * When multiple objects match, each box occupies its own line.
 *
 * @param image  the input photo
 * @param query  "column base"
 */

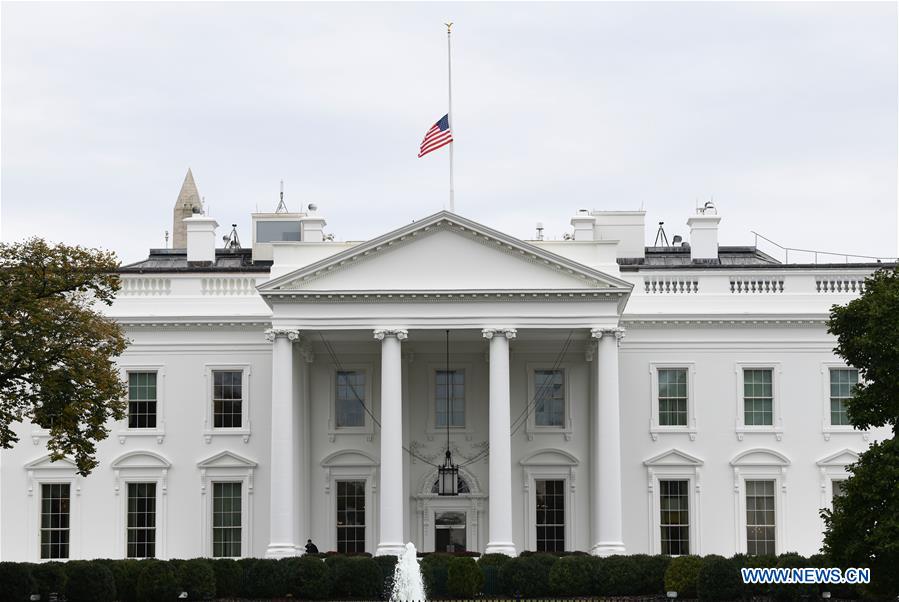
xmin=265 ymin=543 xmax=299 ymax=558
xmin=590 ymin=541 xmax=626 ymax=557
xmin=375 ymin=542 xmax=407 ymax=557
xmin=484 ymin=541 xmax=517 ymax=556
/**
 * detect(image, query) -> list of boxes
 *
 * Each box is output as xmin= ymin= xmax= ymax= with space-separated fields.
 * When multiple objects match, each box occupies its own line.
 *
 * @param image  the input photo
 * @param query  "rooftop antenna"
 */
xmin=654 ymin=221 xmax=670 ymax=246
xmin=536 ymin=222 xmax=544 ymax=241
xmin=164 ymin=230 xmax=169 ymax=249
xmin=275 ymin=179 xmax=289 ymax=213
xmin=223 ymin=224 xmax=242 ymax=251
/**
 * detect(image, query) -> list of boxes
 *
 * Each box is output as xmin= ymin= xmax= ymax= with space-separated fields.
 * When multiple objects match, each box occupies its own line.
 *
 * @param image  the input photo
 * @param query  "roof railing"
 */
xmin=750 ymin=231 xmax=896 ymax=264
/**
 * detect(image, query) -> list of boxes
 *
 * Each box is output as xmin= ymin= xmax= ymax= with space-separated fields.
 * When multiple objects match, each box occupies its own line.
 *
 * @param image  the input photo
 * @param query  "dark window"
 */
xmin=213 ymin=482 xmax=242 ymax=557
xmin=830 ymin=368 xmax=858 ymax=426
xmin=128 ymin=372 xmax=157 ymax=429
xmin=127 ymin=482 xmax=156 ymax=558
xmin=336 ymin=480 xmax=366 ymax=553
xmin=213 ymin=370 xmax=242 ymax=428
xmin=335 ymin=371 xmax=365 ymax=428
xmin=436 ymin=370 xmax=464 ymax=428
xmin=535 ymin=479 xmax=565 ymax=552
xmin=658 ymin=368 xmax=688 ymax=426
xmin=535 ymin=370 xmax=565 ymax=427
xmin=746 ymin=480 xmax=776 ymax=555
xmin=659 ymin=479 xmax=690 ymax=555
xmin=256 ymin=220 xmax=301 ymax=242
xmin=40 ymin=483 xmax=70 ymax=559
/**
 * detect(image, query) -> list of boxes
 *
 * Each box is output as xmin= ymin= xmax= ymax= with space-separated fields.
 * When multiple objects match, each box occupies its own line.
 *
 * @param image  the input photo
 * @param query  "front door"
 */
xmin=434 ymin=511 xmax=466 ymax=552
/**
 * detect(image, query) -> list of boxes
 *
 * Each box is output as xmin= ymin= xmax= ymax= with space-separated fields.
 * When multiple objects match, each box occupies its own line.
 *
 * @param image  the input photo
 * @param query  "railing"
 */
xmin=815 ymin=276 xmax=867 ymax=294
xmin=729 ymin=277 xmax=785 ymax=294
xmin=119 ymin=277 xmax=171 ymax=296
xmin=644 ymin=277 xmax=699 ymax=294
xmin=201 ymin=277 xmax=258 ymax=296
xmin=751 ymin=231 xmax=895 ymax=264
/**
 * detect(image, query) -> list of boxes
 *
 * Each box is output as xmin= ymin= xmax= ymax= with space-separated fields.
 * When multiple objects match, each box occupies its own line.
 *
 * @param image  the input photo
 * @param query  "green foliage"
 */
xmin=178 ymin=558 xmax=215 ymax=600
xmin=446 ymin=556 xmax=484 ymax=598
xmin=31 ymin=561 xmax=67 ymax=601
xmin=477 ymin=553 xmax=510 ymax=596
xmin=243 ymin=558 xmax=286 ymax=598
xmin=135 ymin=559 xmax=178 ymax=602
xmin=663 ymin=554 xmax=702 ymax=599
xmin=738 ymin=554 xmax=776 ymax=598
xmin=105 ymin=559 xmax=142 ymax=602
xmin=211 ymin=558 xmax=242 ymax=598
xmin=372 ymin=554 xmax=397 ymax=600
xmin=419 ymin=553 xmax=451 ymax=597
xmin=827 ymin=267 xmax=899 ymax=431
xmin=593 ymin=555 xmax=643 ymax=596
xmin=282 ymin=555 xmax=331 ymax=600
xmin=324 ymin=555 xmax=380 ymax=599
xmin=0 ymin=238 xmax=128 ymax=475
xmin=771 ymin=553 xmax=817 ymax=601
xmin=499 ymin=553 xmax=558 ymax=597
xmin=697 ymin=554 xmax=741 ymax=600
xmin=0 ymin=561 xmax=34 ymax=602
xmin=548 ymin=554 xmax=594 ymax=596
xmin=65 ymin=560 xmax=116 ymax=602
xmin=629 ymin=553 xmax=670 ymax=594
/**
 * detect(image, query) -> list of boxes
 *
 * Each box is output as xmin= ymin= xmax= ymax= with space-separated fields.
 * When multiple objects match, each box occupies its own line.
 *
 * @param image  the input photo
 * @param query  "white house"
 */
xmin=0 ymin=170 xmax=892 ymax=561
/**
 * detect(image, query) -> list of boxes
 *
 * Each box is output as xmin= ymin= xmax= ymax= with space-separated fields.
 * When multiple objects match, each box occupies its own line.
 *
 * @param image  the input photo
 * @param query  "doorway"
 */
xmin=434 ymin=511 xmax=466 ymax=552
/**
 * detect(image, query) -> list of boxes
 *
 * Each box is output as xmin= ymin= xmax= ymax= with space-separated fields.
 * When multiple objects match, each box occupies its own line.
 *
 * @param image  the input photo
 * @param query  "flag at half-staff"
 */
xmin=418 ymin=114 xmax=454 ymax=158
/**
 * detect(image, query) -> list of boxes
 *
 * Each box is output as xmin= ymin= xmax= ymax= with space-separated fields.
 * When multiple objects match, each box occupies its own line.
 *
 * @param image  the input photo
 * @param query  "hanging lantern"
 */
xmin=438 ymin=449 xmax=459 ymax=496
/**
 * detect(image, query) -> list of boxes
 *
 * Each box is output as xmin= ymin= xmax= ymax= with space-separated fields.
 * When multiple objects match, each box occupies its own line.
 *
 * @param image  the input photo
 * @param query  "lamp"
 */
xmin=437 ymin=330 xmax=459 ymax=496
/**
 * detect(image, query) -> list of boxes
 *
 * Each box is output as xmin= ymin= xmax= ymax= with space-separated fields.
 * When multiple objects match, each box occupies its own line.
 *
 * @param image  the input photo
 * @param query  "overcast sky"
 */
xmin=2 ymin=1 xmax=896 ymax=264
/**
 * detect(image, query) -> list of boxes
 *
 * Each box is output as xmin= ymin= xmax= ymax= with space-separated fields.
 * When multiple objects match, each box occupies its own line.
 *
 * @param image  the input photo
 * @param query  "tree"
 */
xmin=821 ymin=266 xmax=899 ymax=598
xmin=0 ymin=238 xmax=128 ymax=475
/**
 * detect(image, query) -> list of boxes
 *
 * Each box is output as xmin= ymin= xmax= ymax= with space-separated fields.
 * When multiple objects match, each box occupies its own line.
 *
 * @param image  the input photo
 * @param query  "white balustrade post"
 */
xmin=590 ymin=327 xmax=626 ymax=556
xmin=482 ymin=328 xmax=517 ymax=556
xmin=374 ymin=328 xmax=407 ymax=556
xmin=265 ymin=328 xmax=300 ymax=558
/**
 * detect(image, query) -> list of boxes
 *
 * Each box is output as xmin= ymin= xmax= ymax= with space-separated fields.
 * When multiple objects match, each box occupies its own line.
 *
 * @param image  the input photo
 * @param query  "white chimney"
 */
xmin=593 ymin=210 xmax=646 ymax=259
xmin=301 ymin=204 xmax=327 ymax=242
xmin=686 ymin=206 xmax=721 ymax=261
xmin=184 ymin=215 xmax=219 ymax=263
xmin=570 ymin=209 xmax=596 ymax=241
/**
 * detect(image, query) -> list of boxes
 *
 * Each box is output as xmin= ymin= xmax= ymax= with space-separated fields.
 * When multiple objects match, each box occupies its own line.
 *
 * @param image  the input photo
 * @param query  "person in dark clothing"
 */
xmin=305 ymin=539 xmax=319 ymax=554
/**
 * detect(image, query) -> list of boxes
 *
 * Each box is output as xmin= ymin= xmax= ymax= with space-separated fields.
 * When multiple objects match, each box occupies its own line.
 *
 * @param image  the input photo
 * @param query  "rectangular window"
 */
xmin=746 ymin=480 xmax=776 ymax=555
xmin=830 ymin=368 xmax=858 ymax=427
xmin=128 ymin=372 xmax=157 ymax=429
xmin=212 ymin=482 xmax=242 ymax=557
xmin=743 ymin=369 xmax=773 ymax=426
xmin=659 ymin=479 xmax=690 ymax=555
xmin=127 ymin=482 xmax=156 ymax=558
xmin=534 ymin=370 xmax=565 ymax=427
xmin=436 ymin=370 xmax=464 ymax=428
xmin=335 ymin=371 xmax=365 ymax=428
xmin=535 ymin=479 xmax=565 ymax=552
xmin=832 ymin=480 xmax=846 ymax=502
xmin=213 ymin=371 xmax=243 ymax=428
xmin=658 ymin=368 xmax=688 ymax=427
xmin=336 ymin=480 xmax=366 ymax=553
xmin=40 ymin=483 xmax=70 ymax=559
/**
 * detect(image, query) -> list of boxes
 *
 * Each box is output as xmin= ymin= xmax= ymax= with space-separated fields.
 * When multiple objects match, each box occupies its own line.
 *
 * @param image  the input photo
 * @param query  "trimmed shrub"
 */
xmin=697 ymin=554 xmax=741 ymax=600
xmin=499 ymin=553 xmax=558 ymax=597
xmin=630 ymin=554 xmax=670 ymax=595
xmin=326 ymin=556 xmax=381 ymax=599
xmin=372 ymin=554 xmax=398 ymax=600
xmin=664 ymin=554 xmax=702 ymax=599
xmin=593 ymin=555 xmax=643 ymax=596
xmin=283 ymin=555 xmax=331 ymax=600
xmin=243 ymin=558 xmax=286 ymax=599
xmin=477 ymin=554 xmax=510 ymax=595
xmin=105 ymin=559 xmax=142 ymax=602
xmin=32 ymin=561 xmax=67 ymax=601
xmin=211 ymin=558 xmax=242 ymax=598
xmin=548 ymin=554 xmax=594 ymax=596
xmin=178 ymin=558 xmax=215 ymax=600
xmin=66 ymin=560 xmax=116 ymax=602
xmin=0 ymin=562 xmax=34 ymax=602
xmin=419 ymin=553 xmax=451 ymax=598
xmin=772 ymin=553 xmax=817 ymax=601
xmin=136 ymin=559 xmax=178 ymax=602
xmin=446 ymin=556 xmax=484 ymax=598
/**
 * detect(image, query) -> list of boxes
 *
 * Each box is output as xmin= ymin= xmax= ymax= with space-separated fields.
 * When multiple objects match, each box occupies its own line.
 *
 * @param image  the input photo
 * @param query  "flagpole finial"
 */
xmin=445 ymin=22 xmax=453 ymax=32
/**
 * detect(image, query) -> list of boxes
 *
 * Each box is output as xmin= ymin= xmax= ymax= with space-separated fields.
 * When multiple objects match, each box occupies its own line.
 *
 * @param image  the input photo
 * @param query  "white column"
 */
xmin=265 ymin=328 xmax=300 ymax=558
xmin=590 ymin=327 xmax=626 ymax=556
xmin=374 ymin=328 xmax=407 ymax=556
xmin=482 ymin=327 xmax=517 ymax=556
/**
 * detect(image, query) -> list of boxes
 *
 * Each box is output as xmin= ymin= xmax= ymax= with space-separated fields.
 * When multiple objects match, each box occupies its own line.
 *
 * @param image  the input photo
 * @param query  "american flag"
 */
xmin=418 ymin=114 xmax=453 ymax=158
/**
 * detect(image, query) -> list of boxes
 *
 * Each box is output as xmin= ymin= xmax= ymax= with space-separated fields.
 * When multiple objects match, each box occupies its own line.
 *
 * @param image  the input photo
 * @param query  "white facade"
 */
xmin=1 ymin=202 xmax=891 ymax=562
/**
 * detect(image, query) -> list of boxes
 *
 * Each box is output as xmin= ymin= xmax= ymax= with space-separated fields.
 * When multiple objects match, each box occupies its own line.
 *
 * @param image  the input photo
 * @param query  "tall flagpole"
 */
xmin=446 ymin=22 xmax=455 ymax=213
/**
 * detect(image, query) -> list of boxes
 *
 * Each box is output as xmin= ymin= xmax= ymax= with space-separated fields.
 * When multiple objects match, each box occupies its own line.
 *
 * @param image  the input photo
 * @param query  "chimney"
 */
xmin=301 ymin=204 xmax=327 ymax=242
xmin=570 ymin=209 xmax=596 ymax=241
xmin=593 ymin=210 xmax=646 ymax=259
xmin=686 ymin=205 xmax=721 ymax=261
xmin=184 ymin=215 xmax=219 ymax=263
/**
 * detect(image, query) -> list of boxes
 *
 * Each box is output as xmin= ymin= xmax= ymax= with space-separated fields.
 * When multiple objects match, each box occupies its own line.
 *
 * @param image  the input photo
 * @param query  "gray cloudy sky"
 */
xmin=2 ymin=1 xmax=897 ymax=264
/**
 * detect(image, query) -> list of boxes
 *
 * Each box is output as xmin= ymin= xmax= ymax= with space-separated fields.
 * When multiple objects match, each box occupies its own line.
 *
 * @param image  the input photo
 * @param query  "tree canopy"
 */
xmin=0 ymin=238 xmax=128 ymax=474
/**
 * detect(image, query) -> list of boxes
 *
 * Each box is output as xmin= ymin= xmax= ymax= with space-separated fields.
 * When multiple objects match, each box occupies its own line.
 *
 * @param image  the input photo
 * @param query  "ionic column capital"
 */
xmin=481 ymin=328 xmax=517 ymax=340
xmin=264 ymin=328 xmax=301 ymax=343
xmin=373 ymin=328 xmax=408 ymax=341
xmin=590 ymin=327 xmax=626 ymax=343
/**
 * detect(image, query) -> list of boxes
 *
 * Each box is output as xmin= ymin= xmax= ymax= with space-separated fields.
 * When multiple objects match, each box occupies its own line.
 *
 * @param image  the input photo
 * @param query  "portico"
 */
xmin=257 ymin=211 xmax=632 ymax=558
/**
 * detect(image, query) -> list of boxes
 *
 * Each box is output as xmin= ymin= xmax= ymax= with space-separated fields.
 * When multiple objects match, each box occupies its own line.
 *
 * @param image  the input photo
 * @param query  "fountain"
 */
xmin=390 ymin=542 xmax=427 ymax=602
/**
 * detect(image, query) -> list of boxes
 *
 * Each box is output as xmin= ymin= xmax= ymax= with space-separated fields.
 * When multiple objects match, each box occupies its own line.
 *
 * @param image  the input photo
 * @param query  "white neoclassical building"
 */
xmin=0 ymin=171 xmax=893 ymax=561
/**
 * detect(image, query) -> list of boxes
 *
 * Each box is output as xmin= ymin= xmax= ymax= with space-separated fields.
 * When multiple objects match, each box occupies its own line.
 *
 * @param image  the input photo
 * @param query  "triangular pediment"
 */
xmin=197 ymin=451 xmax=257 ymax=469
xmin=24 ymin=454 xmax=78 ymax=471
xmin=259 ymin=212 xmax=632 ymax=296
xmin=643 ymin=448 xmax=704 ymax=467
xmin=816 ymin=448 xmax=860 ymax=467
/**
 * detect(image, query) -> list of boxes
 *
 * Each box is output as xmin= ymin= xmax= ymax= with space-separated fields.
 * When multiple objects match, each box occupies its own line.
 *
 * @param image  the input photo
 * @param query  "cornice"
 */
xmin=622 ymin=317 xmax=827 ymax=328
xmin=116 ymin=318 xmax=271 ymax=329
xmin=261 ymin=289 xmax=627 ymax=304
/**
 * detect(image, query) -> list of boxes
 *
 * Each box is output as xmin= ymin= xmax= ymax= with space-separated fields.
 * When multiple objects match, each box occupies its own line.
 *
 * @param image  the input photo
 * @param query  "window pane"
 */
xmin=658 ymin=369 xmax=688 ymax=426
xmin=128 ymin=372 xmax=158 ymax=429
xmin=337 ymin=480 xmax=366 ymax=553
xmin=829 ymin=369 xmax=858 ymax=426
xmin=126 ymin=482 xmax=156 ymax=558
xmin=213 ymin=482 xmax=242 ymax=557
xmin=336 ymin=371 xmax=366 ymax=427
xmin=40 ymin=483 xmax=70 ymax=559
xmin=535 ymin=479 xmax=565 ymax=552
xmin=746 ymin=480 xmax=776 ymax=555
xmin=535 ymin=370 xmax=565 ymax=427
xmin=436 ymin=371 xmax=465 ymax=428
xmin=744 ymin=369 xmax=773 ymax=426
xmin=659 ymin=480 xmax=690 ymax=555
xmin=213 ymin=371 xmax=243 ymax=428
